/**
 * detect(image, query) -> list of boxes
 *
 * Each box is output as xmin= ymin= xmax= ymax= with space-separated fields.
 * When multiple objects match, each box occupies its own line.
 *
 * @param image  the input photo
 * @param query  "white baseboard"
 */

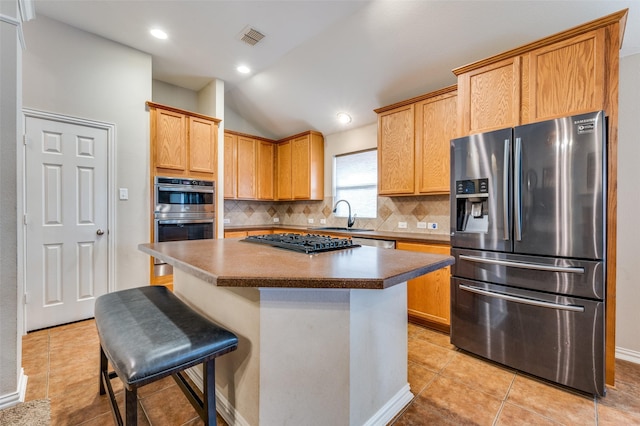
xmin=0 ymin=369 xmax=27 ymax=410
xmin=363 ymin=384 xmax=414 ymax=426
xmin=186 ymin=366 xmax=413 ymax=426
xmin=616 ymin=346 xmax=640 ymax=364
xmin=185 ymin=366 xmax=251 ymax=426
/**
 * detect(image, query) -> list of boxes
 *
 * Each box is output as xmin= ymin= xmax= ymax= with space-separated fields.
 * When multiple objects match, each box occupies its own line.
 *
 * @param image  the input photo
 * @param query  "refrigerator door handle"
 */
xmin=459 ymin=254 xmax=585 ymax=274
xmin=503 ymin=139 xmax=511 ymax=241
xmin=514 ymin=137 xmax=522 ymax=241
xmin=459 ymin=284 xmax=585 ymax=312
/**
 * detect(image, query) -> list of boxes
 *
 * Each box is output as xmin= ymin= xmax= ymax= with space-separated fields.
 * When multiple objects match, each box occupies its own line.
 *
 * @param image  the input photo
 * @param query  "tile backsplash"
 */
xmin=224 ymin=195 xmax=450 ymax=235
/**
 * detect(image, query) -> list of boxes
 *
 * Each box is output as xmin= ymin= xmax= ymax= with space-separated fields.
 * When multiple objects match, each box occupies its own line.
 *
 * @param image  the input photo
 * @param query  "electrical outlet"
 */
xmin=223 ymin=218 xmax=230 ymax=224
xmin=308 ymin=218 xmax=314 ymax=224
xmin=320 ymin=218 xmax=327 ymax=224
xmin=428 ymin=222 xmax=438 ymax=230
xmin=417 ymin=222 xmax=427 ymax=229
xmin=273 ymin=217 xmax=280 ymax=223
xmin=398 ymin=221 xmax=407 ymax=229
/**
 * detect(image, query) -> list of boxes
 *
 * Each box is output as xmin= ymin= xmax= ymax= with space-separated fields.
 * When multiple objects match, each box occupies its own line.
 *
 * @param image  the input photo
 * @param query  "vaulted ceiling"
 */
xmin=32 ymin=0 xmax=640 ymax=138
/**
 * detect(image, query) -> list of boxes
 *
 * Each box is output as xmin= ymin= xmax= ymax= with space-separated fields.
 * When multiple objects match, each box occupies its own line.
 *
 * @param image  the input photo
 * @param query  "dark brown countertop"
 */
xmin=139 ymin=239 xmax=454 ymax=290
xmin=224 ymin=225 xmax=451 ymax=245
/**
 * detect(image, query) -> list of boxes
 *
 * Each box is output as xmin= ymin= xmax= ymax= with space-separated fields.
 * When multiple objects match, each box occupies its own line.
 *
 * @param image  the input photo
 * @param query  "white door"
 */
xmin=24 ymin=114 xmax=109 ymax=331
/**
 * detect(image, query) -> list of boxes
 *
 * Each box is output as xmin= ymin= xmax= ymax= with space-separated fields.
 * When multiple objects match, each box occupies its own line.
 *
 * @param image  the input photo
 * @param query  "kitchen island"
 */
xmin=139 ymin=238 xmax=453 ymax=426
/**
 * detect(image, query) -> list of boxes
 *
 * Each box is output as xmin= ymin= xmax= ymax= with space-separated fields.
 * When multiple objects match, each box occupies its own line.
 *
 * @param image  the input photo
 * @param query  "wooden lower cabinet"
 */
xmin=396 ymin=241 xmax=451 ymax=332
xmin=224 ymin=229 xmax=273 ymax=238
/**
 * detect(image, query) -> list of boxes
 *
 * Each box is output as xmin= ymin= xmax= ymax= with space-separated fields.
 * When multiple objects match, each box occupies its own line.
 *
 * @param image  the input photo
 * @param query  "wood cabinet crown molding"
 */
xmin=374 ymin=85 xmax=457 ymax=114
xmin=452 ymin=9 xmax=627 ymax=76
xmin=146 ymin=101 xmax=221 ymax=124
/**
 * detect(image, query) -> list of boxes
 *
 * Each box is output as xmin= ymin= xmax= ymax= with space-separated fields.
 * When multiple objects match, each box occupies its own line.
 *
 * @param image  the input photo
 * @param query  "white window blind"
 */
xmin=334 ymin=149 xmax=377 ymax=219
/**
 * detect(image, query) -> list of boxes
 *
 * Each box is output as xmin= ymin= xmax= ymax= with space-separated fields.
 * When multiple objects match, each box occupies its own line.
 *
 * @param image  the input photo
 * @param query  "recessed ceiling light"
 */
xmin=150 ymin=28 xmax=168 ymax=40
xmin=237 ymin=65 xmax=251 ymax=74
xmin=337 ymin=112 xmax=352 ymax=124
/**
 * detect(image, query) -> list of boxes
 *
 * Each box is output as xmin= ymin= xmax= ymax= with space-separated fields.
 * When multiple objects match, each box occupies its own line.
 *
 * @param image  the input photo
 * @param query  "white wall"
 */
xmin=616 ymin=53 xmax=640 ymax=359
xmin=224 ymin=106 xmax=276 ymax=139
xmin=22 ymin=16 xmax=152 ymax=291
xmin=152 ymin=79 xmax=198 ymax=112
xmin=0 ymin=0 xmax=22 ymax=407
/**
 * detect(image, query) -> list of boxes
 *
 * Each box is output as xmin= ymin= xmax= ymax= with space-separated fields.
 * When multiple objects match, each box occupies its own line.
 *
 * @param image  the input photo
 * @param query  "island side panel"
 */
xmin=173 ymin=269 xmax=260 ymax=426
xmin=259 ymin=288 xmax=351 ymax=425
xmin=350 ymin=283 xmax=412 ymax=426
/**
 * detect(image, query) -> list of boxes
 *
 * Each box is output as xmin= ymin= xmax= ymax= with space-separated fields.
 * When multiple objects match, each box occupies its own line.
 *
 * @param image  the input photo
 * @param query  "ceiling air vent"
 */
xmin=239 ymin=26 xmax=265 ymax=46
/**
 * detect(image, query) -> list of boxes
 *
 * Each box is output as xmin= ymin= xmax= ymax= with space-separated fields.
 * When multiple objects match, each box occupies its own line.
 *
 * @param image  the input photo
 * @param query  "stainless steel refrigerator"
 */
xmin=450 ymin=110 xmax=606 ymax=396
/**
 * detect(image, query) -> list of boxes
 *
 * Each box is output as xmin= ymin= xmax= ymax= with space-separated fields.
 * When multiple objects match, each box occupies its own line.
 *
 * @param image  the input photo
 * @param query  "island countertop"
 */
xmin=139 ymin=238 xmax=454 ymax=289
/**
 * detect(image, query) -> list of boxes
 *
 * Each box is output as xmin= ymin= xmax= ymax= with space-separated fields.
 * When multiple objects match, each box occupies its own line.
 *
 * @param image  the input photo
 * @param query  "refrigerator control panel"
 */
xmin=455 ymin=178 xmax=488 ymax=195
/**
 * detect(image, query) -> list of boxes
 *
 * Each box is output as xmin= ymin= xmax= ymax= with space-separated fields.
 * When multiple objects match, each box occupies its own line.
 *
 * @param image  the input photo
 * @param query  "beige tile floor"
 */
xmin=22 ymin=319 xmax=640 ymax=425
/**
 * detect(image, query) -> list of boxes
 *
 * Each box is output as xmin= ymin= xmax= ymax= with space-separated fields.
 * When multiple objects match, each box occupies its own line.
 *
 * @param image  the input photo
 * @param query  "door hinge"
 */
xmin=23 ymin=134 xmax=27 ymax=145
xmin=24 ymin=292 xmax=28 ymax=305
xmin=23 ymin=214 xmax=27 ymax=225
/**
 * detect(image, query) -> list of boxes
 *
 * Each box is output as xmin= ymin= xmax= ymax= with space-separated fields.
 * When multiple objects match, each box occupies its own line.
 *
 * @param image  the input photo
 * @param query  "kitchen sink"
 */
xmin=309 ymin=227 xmax=373 ymax=232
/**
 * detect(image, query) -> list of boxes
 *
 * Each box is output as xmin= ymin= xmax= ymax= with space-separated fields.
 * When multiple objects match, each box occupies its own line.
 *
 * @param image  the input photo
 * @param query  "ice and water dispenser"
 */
xmin=455 ymin=178 xmax=489 ymax=233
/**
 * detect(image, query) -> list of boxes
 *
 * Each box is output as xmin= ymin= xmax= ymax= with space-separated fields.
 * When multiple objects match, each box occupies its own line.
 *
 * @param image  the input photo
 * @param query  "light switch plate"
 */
xmin=417 ymin=222 xmax=427 ymax=229
xmin=398 ymin=222 xmax=407 ymax=229
xmin=223 ymin=218 xmax=231 ymax=224
xmin=119 ymin=188 xmax=128 ymax=200
xmin=308 ymin=218 xmax=314 ymax=224
xmin=273 ymin=218 xmax=280 ymax=223
xmin=428 ymin=222 xmax=438 ymax=230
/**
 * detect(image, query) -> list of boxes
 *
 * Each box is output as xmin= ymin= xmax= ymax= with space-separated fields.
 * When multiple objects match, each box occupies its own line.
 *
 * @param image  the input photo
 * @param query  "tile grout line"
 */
xmin=492 ymin=372 xmax=517 ymax=426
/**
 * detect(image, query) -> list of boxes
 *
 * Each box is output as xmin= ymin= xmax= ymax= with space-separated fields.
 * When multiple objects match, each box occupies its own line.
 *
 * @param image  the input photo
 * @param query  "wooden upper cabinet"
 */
xmin=257 ymin=140 xmax=275 ymax=200
xmin=416 ymin=91 xmax=458 ymax=194
xmin=236 ymin=136 xmax=257 ymax=199
xmin=277 ymin=131 xmax=324 ymax=201
xmin=376 ymin=86 xmax=456 ymax=196
xmin=377 ymin=104 xmax=415 ymax=195
xmin=154 ymin=108 xmax=187 ymax=171
xmin=453 ymin=10 xmax=625 ymax=135
xmin=526 ymin=28 xmax=605 ymax=122
xmin=456 ymin=57 xmax=521 ymax=134
xmin=223 ymin=128 xmax=323 ymax=201
xmin=276 ymin=140 xmax=292 ymax=200
xmin=223 ymin=133 xmax=237 ymax=198
xmin=147 ymin=102 xmax=220 ymax=179
xmin=189 ymin=116 xmax=217 ymax=176
xmin=224 ymin=130 xmax=276 ymax=200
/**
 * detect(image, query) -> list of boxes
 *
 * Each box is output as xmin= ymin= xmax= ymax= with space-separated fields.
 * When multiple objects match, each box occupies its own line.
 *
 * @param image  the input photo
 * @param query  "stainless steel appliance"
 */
xmin=450 ymin=111 xmax=607 ymax=396
xmin=242 ymin=233 xmax=360 ymax=254
xmin=154 ymin=176 xmax=215 ymax=276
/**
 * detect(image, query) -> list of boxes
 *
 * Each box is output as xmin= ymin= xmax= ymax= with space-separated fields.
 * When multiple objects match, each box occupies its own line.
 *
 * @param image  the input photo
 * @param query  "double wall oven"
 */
xmin=154 ymin=176 xmax=215 ymax=276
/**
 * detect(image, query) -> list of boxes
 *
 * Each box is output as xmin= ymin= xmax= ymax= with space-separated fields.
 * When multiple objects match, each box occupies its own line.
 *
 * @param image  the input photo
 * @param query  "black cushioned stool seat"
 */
xmin=95 ymin=286 xmax=238 ymax=426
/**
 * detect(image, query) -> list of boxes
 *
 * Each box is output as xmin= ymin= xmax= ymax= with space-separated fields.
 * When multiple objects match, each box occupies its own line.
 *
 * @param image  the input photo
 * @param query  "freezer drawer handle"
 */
xmin=459 ymin=254 xmax=585 ymax=274
xmin=459 ymin=284 xmax=585 ymax=312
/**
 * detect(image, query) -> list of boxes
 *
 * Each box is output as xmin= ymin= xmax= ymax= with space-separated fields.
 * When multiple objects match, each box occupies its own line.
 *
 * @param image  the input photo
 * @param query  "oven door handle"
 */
xmin=459 ymin=284 xmax=585 ymax=312
xmin=157 ymin=186 xmax=214 ymax=193
xmin=157 ymin=219 xmax=214 ymax=225
xmin=459 ymin=254 xmax=585 ymax=274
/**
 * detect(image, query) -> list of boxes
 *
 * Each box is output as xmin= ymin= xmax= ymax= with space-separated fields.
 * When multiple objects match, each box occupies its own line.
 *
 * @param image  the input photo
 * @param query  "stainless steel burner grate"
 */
xmin=241 ymin=233 xmax=360 ymax=254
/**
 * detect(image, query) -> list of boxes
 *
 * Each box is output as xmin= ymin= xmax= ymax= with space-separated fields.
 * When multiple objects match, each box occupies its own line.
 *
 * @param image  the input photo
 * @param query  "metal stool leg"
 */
xmin=125 ymin=388 xmax=137 ymax=425
xmin=203 ymin=359 xmax=217 ymax=426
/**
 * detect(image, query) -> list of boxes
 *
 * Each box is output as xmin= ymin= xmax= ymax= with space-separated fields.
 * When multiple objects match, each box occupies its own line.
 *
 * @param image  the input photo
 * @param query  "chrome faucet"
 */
xmin=332 ymin=199 xmax=356 ymax=229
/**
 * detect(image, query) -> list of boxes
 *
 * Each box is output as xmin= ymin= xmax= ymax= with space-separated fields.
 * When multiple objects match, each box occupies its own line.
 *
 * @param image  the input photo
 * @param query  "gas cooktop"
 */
xmin=241 ymin=233 xmax=360 ymax=254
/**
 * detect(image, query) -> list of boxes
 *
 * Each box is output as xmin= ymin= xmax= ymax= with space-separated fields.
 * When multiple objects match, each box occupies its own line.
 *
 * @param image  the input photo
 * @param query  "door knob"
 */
xmin=96 ymin=229 xmax=105 ymax=236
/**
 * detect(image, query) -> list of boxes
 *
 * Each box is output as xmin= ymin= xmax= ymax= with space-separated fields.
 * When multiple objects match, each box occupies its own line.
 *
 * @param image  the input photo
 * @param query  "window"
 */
xmin=333 ymin=149 xmax=377 ymax=218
